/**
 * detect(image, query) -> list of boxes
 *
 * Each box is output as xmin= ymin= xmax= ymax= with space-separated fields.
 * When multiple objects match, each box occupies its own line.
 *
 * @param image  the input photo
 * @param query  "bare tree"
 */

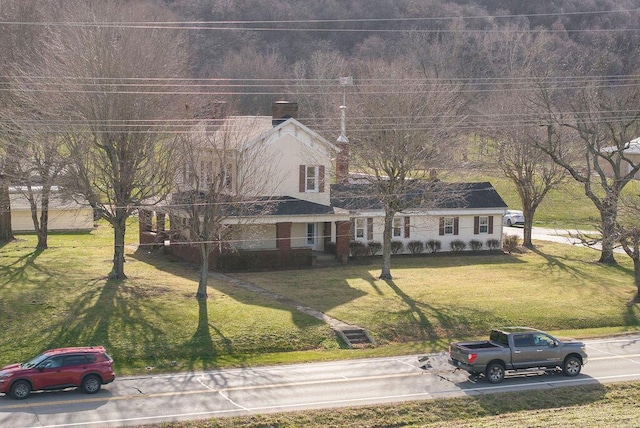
xmin=533 ymin=77 xmax=640 ymax=264
xmin=172 ymin=111 xmax=281 ymax=299
xmin=476 ymin=27 xmax=571 ymax=248
xmin=7 ymin=3 xmax=69 ymax=249
xmin=8 ymin=127 xmax=69 ymax=249
xmin=30 ymin=0 xmax=190 ymax=278
xmin=0 ymin=0 xmax=44 ymax=243
xmin=615 ymin=224 xmax=640 ymax=304
xmin=493 ymin=123 xmax=568 ymax=248
xmin=348 ymin=60 xmax=467 ymax=279
xmin=612 ymin=194 xmax=640 ymax=304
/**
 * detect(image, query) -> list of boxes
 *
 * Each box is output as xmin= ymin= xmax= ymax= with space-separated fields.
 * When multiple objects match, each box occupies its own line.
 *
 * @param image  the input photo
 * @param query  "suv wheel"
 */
xmin=81 ymin=375 xmax=102 ymax=394
xmin=10 ymin=380 xmax=31 ymax=399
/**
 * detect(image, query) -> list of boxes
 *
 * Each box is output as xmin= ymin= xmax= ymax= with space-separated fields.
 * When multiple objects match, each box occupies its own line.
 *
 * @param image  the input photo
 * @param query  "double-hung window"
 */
xmin=355 ymin=218 xmax=365 ymax=239
xmin=306 ymin=166 xmax=318 ymax=192
xmin=443 ymin=217 xmax=455 ymax=235
xmin=393 ymin=217 xmax=402 ymax=237
xmin=474 ymin=215 xmax=493 ymax=235
xmin=479 ymin=216 xmax=488 ymax=234
xmin=299 ymin=165 xmax=325 ymax=193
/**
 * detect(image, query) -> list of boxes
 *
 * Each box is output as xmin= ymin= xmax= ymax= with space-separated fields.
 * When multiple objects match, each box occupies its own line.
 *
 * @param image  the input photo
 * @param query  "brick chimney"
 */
xmin=272 ymin=101 xmax=298 ymax=126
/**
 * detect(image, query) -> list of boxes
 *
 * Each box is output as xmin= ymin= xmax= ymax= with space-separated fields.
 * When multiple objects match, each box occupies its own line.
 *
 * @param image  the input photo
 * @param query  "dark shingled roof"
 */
xmin=169 ymin=193 xmax=338 ymax=217
xmin=330 ymin=181 xmax=507 ymax=211
xmin=264 ymin=196 xmax=338 ymax=216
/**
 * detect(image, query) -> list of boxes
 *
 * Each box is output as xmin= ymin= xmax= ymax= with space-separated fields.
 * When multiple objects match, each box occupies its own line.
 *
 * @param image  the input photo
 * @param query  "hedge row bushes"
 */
xmin=348 ymin=238 xmax=505 ymax=256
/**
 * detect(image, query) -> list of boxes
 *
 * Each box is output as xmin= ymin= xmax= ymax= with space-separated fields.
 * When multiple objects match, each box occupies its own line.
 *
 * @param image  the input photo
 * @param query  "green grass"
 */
xmin=3 ymin=217 xmax=640 ymax=426
xmin=1 ymin=219 xmax=639 ymax=375
xmin=234 ymin=244 xmax=640 ymax=345
xmin=0 ymin=221 xmax=336 ymax=374
xmin=146 ymin=381 xmax=640 ymax=427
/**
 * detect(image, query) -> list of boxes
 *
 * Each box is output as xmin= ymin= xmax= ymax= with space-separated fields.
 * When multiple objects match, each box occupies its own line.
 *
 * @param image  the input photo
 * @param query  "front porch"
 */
xmin=138 ymin=209 xmax=352 ymax=271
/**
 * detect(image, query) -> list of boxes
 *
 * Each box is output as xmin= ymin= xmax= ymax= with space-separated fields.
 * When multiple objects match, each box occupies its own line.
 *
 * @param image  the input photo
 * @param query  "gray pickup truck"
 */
xmin=448 ymin=327 xmax=588 ymax=383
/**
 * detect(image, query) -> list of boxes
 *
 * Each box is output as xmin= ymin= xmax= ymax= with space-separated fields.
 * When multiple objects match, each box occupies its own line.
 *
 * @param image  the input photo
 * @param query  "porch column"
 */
xmin=276 ymin=222 xmax=292 ymax=259
xmin=335 ymin=220 xmax=351 ymax=263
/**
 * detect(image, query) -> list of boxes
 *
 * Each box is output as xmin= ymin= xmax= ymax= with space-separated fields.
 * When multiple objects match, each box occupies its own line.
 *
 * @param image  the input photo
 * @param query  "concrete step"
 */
xmin=336 ymin=328 xmax=375 ymax=348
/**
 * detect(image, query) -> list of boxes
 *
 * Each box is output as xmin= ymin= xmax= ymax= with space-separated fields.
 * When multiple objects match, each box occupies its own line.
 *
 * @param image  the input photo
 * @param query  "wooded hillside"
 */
xmin=159 ymin=0 xmax=640 ymax=115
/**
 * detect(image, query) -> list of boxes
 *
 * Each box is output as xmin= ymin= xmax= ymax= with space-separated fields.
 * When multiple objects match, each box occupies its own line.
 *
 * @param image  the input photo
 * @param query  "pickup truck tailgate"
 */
xmin=449 ymin=343 xmax=481 ymax=369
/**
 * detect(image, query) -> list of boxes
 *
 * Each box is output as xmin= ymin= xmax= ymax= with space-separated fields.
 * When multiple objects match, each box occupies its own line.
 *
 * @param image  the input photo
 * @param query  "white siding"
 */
xmin=351 ymin=214 xmax=502 ymax=254
xmin=11 ymin=208 xmax=93 ymax=232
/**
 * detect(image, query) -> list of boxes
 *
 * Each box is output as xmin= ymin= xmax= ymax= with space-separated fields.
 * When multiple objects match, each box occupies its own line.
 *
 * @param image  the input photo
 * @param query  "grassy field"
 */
xmin=234 ymin=244 xmax=640 ymax=346
xmin=1 ymin=218 xmax=639 ymax=373
xmin=2 ymin=208 xmax=640 ymax=426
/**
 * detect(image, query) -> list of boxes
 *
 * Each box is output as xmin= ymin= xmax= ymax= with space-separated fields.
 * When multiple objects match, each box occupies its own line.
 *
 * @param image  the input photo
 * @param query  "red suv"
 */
xmin=0 ymin=347 xmax=115 ymax=399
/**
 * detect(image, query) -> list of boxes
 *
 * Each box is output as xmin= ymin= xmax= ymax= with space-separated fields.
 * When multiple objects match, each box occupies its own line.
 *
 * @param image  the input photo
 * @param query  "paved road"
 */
xmin=2 ymin=334 xmax=640 ymax=427
xmin=504 ymin=226 xmax=597 ymax=246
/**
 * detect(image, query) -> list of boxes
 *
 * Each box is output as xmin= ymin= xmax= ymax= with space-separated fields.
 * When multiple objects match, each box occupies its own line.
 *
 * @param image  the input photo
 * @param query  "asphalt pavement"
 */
xmin=2 ymin=334 xmax=640 ymax=427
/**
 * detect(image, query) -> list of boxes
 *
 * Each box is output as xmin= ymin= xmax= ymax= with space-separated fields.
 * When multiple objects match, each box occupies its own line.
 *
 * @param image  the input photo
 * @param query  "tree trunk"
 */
xmin=109 ymin=210 xmax=127 ymax=280
xmin=599 ymin=209 xmax=617 ymax=265
xmin=379 ymin=210 xmax=394 ymax=280
xmin=196 ymin=242 xmax=209 ymax=300
xmin=633 ymin=257 xmax=640 ymax=305
xmin=0 ymin=178 xmax=14 ymax=242
xmin=522 ymin=206 xmax=534 ymax=249
xmin=33 ymin=187 xmax=50 ymax=250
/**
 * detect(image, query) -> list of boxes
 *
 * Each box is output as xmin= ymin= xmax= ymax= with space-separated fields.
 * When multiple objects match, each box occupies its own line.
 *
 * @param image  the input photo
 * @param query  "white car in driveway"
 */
xmin=503 ymin=210 xmax=524 ymax=227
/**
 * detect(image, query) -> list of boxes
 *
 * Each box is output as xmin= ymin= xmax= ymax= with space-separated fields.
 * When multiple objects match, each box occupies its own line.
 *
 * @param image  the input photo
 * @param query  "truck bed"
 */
xmin=455 ymin=341 xmax=504 ymax=350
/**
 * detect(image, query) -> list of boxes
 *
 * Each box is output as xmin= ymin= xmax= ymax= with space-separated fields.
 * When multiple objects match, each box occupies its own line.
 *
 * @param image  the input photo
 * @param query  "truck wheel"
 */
xmin=485 ymin=363 xmax=505 ymax=384
xmin=562 ymin=356 xmax=582 ymax=377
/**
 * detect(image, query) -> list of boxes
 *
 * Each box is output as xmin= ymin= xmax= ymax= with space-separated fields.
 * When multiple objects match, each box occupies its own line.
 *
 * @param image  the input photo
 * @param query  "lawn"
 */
xmin=1 ymin=219 xmax=639 ymax=375
xmin=234 ymin=243 xmax=640 ymax=346
xmin=3 ymin=218 xmax=640 ymax=427
xmin=0 ymin=221 xmax=335 ymax=373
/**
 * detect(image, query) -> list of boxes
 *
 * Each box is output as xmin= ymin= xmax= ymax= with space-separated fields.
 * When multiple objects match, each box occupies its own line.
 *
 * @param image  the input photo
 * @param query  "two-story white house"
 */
xmin=139 ymin=101 xmax=508 ymax=270
xmin=140 ymin=101 xmax=353 ymax=268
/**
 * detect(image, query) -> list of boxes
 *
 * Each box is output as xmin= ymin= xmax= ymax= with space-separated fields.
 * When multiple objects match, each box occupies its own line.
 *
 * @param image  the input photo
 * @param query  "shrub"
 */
xmin=469 ymin=240 xmax=483 ymax=251
xmin=426 ymin=239 xmax=442 ymax=253
xmin=503 ymin=235 xmax=520 ymax=253
xmin=391 ymin=240 xmax=404 ymax=254
xmin=367 ymin=241 xmax=382 ymax=256
xmin=407 ymin=240 xmax=424 ymax=254
xmin=324 ymin=241 xmax=336 ymax=254
xmin=486 ymin=238 xmax=501 ymax=251
xmin=450 ymin=239 xmax=467 ymax=252
xmin=349 ymin=241 xmax=369 ymax=257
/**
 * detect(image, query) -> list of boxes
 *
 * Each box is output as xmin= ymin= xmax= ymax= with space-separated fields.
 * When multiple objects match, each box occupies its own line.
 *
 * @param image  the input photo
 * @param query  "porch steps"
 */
xmin=335 ymin=328 xmax=375 ymax=348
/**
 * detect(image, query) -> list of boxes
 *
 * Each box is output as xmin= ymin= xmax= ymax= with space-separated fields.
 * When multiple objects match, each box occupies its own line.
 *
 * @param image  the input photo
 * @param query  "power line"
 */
xmin=0 ymin=7 xmax=638 ymax=30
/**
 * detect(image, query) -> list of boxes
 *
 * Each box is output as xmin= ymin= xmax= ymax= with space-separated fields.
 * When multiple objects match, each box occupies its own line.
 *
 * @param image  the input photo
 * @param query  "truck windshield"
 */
xmin=489 ymin=330 xmax=509 ymax=345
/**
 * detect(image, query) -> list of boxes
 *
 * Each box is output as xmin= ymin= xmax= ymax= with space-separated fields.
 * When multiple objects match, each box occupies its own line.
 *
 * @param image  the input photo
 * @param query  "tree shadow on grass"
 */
xmin=182 ymin=298 xmax=232 ymax=371
xmin=0 ymin=247 xmax=46 ymax=290
xmin=383 ymin=279 xmax=495 ymax=344
xmin=44 ymin=278 xmax=168 ymax=371
xmin=530 ymin=246 xmax=606 ymax=285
